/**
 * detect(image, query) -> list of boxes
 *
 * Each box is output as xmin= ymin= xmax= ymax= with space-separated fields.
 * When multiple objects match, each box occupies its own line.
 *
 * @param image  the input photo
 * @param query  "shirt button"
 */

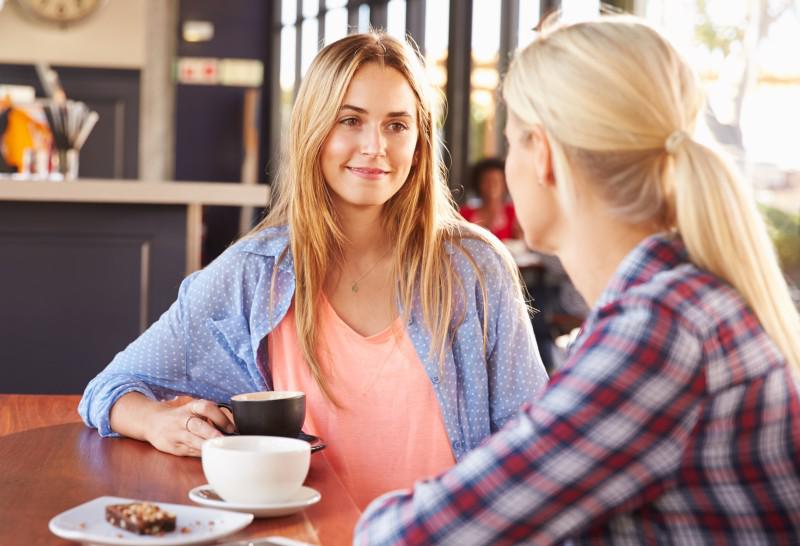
xmin=431 ymin=376 xmax=440 ymax=385
xmin=452 ymin=440 xmax=461 ymax=450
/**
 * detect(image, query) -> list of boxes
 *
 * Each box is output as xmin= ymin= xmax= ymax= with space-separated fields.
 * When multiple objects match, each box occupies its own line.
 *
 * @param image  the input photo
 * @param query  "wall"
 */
xmin=173 ymin=0 xmax=272 ymax=263
xmin=0 ymin=0 xmax=146 ymax=68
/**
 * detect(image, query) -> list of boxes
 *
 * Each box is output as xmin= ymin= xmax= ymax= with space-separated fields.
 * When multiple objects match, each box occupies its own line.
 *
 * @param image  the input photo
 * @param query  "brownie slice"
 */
xmin=105 ymin=502 xmax=176 ymax=535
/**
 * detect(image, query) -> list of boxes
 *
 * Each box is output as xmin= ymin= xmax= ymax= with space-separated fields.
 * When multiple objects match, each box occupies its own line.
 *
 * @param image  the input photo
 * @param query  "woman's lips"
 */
xmin=347 ymin=166 xmax=390 ymax=179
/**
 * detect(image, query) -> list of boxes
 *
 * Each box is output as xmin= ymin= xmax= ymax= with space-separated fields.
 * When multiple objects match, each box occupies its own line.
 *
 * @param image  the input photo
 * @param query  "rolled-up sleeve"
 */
xmin=78 ymin=268 xmax=201 ymax=436
xmin=78 ymin=249 xmax=260 ymax=436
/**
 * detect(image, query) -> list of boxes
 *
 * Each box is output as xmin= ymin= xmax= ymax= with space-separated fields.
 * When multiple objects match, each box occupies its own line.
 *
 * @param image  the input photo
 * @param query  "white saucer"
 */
xmin=48 ymin=496 xmax=253 ymax=546
xmin=188 ymin=485 xmax=321 ymax=518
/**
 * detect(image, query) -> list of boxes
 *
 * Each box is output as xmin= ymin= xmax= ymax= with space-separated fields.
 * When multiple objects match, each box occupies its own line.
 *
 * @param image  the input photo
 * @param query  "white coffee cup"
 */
xmin=201 ymin=435 xmax=311 ymax=504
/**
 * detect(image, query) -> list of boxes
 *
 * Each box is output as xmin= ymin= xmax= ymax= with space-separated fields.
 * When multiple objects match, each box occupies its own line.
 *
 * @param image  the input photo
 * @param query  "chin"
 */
xmin=339 ymin=195 xmax=392 ymax=208
xmin=524 ymin=232 xmax=558 ymax=254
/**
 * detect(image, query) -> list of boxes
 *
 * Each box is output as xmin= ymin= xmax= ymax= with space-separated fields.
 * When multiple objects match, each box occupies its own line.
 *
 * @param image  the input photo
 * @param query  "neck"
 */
xmin=557 ymin=211 xmax=660 ymax=308
xmin=326 ymin=202 xmax=394 ymax=297
xmin=335 ymin=203 xmax=389 ymax=258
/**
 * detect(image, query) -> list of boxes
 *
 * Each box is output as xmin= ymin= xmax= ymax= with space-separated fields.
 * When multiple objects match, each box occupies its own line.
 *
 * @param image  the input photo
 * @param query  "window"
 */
xmin=518 ymin=0 xmax=542 ymax=48
xmin=469 ymin=0 xmax=501 ymax=163
xmin=640 ymin=0 xmax=800 ymax=287
xmin=468 ymin=0 xmax=542 ymax=167
xmin=324 ymin=0 xmax=348 ymax=45
xmin=387 ymin=0 xmax=407 ymax=39
xmin=425 ymin=0 xmax=449 ymax=93
xmin=268 ymin=0 xmax=554 ymax=197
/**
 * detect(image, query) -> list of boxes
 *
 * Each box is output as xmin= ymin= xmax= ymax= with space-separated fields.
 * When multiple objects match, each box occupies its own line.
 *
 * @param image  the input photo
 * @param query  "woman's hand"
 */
xmin=145 ymin=398 xmax=236 ymax=457
xmin=109 ymin=393 xmax=235 ymax=457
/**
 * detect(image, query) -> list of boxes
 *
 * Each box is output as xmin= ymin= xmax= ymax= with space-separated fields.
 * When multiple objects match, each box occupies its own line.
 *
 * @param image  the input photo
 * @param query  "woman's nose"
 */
xmin=360 ymin=125 xmax=386 ymax=156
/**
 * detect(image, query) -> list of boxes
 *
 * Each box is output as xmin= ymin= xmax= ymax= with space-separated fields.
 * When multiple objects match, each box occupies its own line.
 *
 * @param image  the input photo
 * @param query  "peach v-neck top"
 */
xmin=268 ymin=296 xmax=456 ymax=509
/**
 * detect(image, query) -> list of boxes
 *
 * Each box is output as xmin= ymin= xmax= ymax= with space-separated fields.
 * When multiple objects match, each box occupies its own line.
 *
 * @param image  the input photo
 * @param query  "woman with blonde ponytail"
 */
xmin=356 ymin=15 xmax=800 ymax=545
xmin=79 ymin=32 xmax=547 ymax=509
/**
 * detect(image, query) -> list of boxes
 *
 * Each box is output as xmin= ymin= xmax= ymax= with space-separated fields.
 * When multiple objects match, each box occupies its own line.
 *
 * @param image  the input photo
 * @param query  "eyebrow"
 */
xmin=340 ymin=104 xmax=413 ymax=118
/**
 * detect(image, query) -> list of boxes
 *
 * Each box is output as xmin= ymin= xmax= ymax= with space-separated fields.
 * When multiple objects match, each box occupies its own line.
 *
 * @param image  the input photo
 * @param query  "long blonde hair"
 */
xmin=254 ymin=32 xmax=523 ymax=400
xmin=503 ymin=16 xmax=800 ymax=374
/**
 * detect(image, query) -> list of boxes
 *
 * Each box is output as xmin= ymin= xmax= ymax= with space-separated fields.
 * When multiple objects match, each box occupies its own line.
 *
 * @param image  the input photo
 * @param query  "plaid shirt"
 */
xmin=355 ymin=233 xmax=800 ymax=545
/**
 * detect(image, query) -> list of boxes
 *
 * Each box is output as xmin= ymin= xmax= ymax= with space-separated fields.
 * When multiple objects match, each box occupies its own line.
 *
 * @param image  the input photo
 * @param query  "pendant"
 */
xmin=351 ymin=282 xmax=359 ymax=293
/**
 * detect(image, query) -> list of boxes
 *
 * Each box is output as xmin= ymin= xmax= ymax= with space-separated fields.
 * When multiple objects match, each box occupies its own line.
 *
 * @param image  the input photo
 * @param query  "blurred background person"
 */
xmin=459 ymin=157 xmax=520 ymax=240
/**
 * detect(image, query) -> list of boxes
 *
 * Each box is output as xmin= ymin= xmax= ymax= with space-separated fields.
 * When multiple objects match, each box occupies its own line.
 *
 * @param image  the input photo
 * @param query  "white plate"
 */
xmin=188 ymin=485 xmax=321 ymax=518
xmin=48 ymin=496 xmax=254 ymax=546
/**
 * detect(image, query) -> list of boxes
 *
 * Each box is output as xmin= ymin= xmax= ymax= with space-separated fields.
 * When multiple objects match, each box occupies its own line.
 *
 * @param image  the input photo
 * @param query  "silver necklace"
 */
xmin=349 ymin=249 xmax=391 ymax=293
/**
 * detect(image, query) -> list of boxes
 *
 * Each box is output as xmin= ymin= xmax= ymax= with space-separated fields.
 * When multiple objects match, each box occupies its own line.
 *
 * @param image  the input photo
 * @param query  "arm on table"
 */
xmin=109 ymin=393 xmax=234 ymax=457
xmin=79 ymin=248 xmax=259 ymax=454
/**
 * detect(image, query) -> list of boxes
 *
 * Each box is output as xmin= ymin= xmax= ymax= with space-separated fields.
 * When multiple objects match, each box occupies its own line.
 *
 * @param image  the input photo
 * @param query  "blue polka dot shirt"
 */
xmin=78 ymin=225 xmax=549 ymax=460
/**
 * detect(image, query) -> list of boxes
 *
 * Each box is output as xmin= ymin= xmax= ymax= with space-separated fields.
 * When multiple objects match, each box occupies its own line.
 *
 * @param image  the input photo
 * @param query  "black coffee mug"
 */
xmin=219 ymin=391 xmax=306 ymax=437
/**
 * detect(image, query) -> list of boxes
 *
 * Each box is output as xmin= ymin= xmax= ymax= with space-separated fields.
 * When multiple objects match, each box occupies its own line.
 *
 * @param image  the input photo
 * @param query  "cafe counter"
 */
xmin=0 ymin=179 xmax=269 ymax=394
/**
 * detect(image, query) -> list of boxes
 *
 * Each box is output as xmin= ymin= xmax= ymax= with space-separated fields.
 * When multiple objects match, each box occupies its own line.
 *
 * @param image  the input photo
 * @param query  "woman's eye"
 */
xmin=340 ymin=117 xmax=359 ymax=127
xmin=387 ymin=122 xmax=408 ymax=132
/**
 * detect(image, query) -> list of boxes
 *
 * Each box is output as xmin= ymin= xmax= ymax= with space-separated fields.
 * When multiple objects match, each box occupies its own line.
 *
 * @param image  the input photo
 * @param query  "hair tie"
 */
xmin=665 ymin=130 xmax=688 ymax=154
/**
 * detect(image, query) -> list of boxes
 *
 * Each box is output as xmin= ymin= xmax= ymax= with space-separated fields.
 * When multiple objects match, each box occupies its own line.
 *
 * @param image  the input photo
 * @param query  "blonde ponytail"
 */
xmin=503 ymin=15 xmax=800 ymax=374
xmin=672 ymin=139 xmax=800 ymax=373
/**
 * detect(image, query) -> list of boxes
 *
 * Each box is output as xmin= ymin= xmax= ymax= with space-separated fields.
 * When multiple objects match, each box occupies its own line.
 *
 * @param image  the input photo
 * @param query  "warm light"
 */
xmin=471 ymin=67 xmax=499 ymax=90
xmin=561 ymin=0 xmax=600 ymax=23
xmin=182 ymin=21 xmax=215 ymax=43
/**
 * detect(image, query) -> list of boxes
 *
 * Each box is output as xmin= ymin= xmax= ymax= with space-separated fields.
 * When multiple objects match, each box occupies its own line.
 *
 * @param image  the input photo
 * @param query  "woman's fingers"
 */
xmin=190 ymin=400 xmax=236 ymax=434
xmin=218 ymin=406 xmax=235 ymax=429
xmin=185 ymin=413 xmax=224 ymax=441
xmin=176 ymin=428 xmax=204 ymax=457
xmin=146 ymin=398 xmax=238 ymax=457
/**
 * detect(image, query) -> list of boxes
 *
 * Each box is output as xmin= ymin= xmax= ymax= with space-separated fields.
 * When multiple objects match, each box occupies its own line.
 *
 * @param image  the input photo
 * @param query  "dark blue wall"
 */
xmin=174 ymin=0 xmax=274 ymax=262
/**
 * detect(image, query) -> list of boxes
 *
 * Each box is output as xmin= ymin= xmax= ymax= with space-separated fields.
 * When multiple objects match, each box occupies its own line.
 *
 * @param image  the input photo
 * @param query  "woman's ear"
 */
xmin=531 ymin=126 xmax=555 ymax=187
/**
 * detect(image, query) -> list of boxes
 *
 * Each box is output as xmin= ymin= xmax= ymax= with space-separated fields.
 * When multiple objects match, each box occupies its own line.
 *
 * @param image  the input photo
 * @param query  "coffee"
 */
xmin=231 ymin=391 xmax=300 ymax=402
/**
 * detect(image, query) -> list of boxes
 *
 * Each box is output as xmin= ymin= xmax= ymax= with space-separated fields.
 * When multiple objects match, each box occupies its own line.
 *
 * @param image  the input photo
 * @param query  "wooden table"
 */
xmin=0 ymin=395 xmax=361 ymax=545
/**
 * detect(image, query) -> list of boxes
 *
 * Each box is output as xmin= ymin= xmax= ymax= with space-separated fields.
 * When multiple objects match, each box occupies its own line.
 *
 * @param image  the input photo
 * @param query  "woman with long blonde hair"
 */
xmin=79 ymin=32 xmax=547 ymax=508
xmin=356 ymin=15 xmax=800 ymax=544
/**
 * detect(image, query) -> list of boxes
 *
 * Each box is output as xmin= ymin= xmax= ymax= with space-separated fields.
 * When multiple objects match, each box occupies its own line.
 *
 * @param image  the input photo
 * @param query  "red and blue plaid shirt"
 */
xmin=355 ymin=233 xmax=800 ymax=545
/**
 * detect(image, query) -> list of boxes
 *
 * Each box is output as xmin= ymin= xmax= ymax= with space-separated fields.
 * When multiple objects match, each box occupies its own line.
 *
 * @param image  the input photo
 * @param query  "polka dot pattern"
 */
xmin=78 ymin=226 xmax=549 ymax=455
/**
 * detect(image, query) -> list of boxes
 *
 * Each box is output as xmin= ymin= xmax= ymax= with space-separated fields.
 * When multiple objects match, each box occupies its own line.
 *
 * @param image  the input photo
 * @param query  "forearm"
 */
xmin=109 ymin=392 xmax=165 ymax=442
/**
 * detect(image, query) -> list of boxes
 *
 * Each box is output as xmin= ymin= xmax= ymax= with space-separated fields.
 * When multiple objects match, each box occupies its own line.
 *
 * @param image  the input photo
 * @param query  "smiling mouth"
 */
xmin=346 ymin=167 xmax=391 ymax=180
xmin=347 ymin=167 xmax=390 ymax=176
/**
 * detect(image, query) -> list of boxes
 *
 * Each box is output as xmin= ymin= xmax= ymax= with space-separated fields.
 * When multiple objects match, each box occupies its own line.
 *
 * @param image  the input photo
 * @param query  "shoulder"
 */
xmin=570 ymin=271 xmax=710 ymax=381
xmin=192 ymin=225 xmax=290 ymax=288
xmin=446 ymin=222 xmax=516 ymax=277
xmin=590 ymin=261 xmax=757 ymax=366
xmin=620 ymin=262 xmax=743 ymax=330
xmin=230 ymin=225 xmax=290 ymax=258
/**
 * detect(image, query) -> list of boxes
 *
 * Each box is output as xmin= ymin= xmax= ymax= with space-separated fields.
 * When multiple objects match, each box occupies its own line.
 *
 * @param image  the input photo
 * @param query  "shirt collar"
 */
xmin=594 ymin=231 xmax=689 ymax=309
xmin=237 ymin=225 xmax=294 ymax=273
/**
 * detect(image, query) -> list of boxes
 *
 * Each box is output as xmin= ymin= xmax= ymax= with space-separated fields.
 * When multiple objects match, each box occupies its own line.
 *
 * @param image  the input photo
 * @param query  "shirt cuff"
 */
xmin=95 ymin=384 xmax=157 ymax=437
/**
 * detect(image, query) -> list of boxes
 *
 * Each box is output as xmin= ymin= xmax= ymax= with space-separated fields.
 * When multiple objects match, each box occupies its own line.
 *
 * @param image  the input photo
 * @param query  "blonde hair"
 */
xmin=503 ymin=15 xmax=800 ymax=374
xmin=254 ymin=32 xmax=523 ymax=401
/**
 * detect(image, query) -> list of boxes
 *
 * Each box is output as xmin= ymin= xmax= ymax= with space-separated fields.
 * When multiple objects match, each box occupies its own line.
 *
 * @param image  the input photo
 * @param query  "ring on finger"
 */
xmin=185 ymin=414 xmax=200 ymax=432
